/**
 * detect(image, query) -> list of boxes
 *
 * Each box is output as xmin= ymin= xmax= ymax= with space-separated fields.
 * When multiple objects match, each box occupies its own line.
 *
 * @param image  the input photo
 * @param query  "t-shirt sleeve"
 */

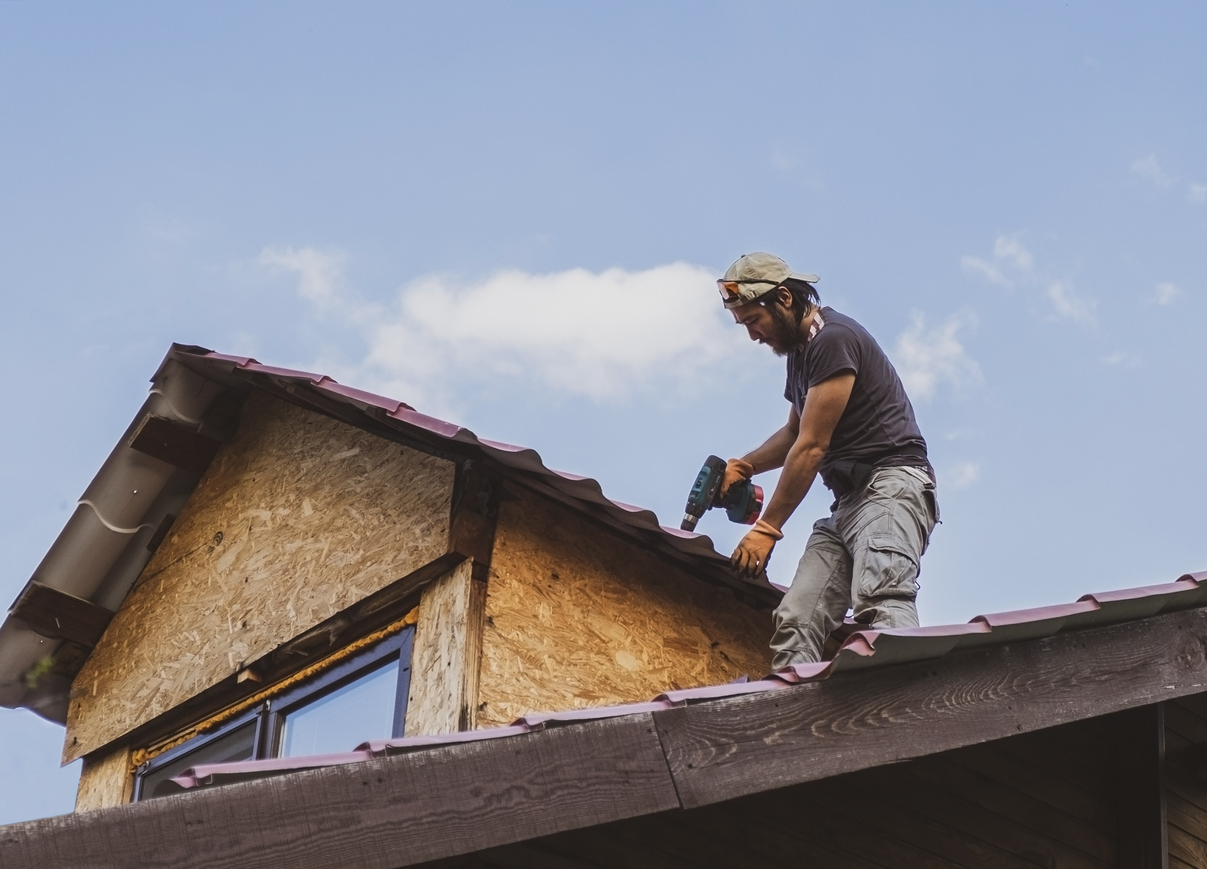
xmin=806 ymin=325 xmax=860 ymax=388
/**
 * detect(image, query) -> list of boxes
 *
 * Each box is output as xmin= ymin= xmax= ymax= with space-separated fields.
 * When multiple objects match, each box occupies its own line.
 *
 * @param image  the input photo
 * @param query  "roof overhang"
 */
xmin=4 ymin=600 xmax=1207 ymax=867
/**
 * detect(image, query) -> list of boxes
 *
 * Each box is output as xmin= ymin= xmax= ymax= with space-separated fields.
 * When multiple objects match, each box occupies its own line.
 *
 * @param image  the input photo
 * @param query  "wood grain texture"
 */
xmin=477 ymin=488 xmax=770 ymax=728
xmin=1114 ymin=704 xmax=1168 ymax=869
xmin=405 ymin=560 xmax=485 ymax=736
xmin=1 ymin=714 xmax=679 ymax=869
xmin=424 ymin=718 xmax=1119 ymax=869
xmin=909 ymin=748 xmax=1114 ymax=863
xmin=128 ymin=414 xmax=223 ymax=477
xmin=1166 ymin=697 xmax=1207 ymax=868
xmin=64 ymin=392 xmax=455 ymax=763
xmin=74 ymin=745 xmax=133 ymax=813
xmin=11 ymin=582 xmax=114 ymax=648
xmin=654 ymin=606 xmax=1207 ymax=809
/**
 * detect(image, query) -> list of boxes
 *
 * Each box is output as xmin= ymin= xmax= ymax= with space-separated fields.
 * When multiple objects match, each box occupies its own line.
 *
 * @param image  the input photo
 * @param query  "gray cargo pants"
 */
xmin=770 ymin=465 xmax=938 ymax=669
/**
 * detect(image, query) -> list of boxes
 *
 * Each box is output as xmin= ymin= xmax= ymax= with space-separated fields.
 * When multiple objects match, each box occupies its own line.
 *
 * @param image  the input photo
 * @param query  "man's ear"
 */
xmin=775 ymin=286 xmax=794 ymax=309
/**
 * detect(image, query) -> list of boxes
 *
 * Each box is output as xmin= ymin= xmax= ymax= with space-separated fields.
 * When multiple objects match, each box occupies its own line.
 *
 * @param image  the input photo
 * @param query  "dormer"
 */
xmin=0 ymin=345 xmax=779 ymax=811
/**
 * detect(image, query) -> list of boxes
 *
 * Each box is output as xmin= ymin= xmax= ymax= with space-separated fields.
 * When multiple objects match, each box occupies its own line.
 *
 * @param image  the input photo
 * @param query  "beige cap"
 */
xmin=717 ymin=252 xmax=819 ymax=309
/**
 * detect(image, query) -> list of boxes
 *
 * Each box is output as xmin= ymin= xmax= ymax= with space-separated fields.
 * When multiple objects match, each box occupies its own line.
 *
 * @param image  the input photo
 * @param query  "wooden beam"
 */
xmin=447 ymin=461 xmax=500 ymax=579
xmin=0 ymin=714 xmax=680 ymax=869
xmin=1114 ymin=704 xmax=1168 ymax=869
xmin=10 ymin=582 xmax=114 ymax=648
xmin=653 ymin=606 xmax=1207 ymax=809
xmin=405 ymin=560 xmax=486 ymax=736
xmin=127 ymin=414 xmax=223 ymax=476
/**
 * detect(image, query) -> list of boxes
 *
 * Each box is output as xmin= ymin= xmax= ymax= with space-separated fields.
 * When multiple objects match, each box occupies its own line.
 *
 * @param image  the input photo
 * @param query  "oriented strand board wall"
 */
xmin=74 ymin=745 xmax=133 ymax=812
xmin=476 ymin=490 xmax=771 ymax=728
xmin=405 ymin=559 xmax=486 ymax=737
xmin=64 ymin=392 xmax=454 ymax=762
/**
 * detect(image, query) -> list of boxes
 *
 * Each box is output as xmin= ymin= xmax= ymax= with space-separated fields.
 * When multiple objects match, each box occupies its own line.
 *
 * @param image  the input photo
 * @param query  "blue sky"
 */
xmin=2 ymin=1 xmax=1205 ymax=824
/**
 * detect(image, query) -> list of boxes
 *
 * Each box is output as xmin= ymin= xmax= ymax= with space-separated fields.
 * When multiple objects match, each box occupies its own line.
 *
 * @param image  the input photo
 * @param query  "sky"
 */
xmin=1 ymin=1 xmax=1205 ymax=825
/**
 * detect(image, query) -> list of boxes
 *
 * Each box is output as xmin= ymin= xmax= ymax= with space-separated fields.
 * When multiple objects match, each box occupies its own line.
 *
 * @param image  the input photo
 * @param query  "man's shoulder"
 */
xmin=811 ymin=308 xmax=867 ymax=351
xmin=818 ymin=307 xmax=868 ymax=335
xmin=816 ymin=308 xmax=887 ymax=353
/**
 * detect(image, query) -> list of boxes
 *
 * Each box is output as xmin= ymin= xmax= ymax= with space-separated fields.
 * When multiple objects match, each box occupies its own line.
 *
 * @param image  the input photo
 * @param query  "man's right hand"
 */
xmin=720 ymin=458 xmax=755 ymax=499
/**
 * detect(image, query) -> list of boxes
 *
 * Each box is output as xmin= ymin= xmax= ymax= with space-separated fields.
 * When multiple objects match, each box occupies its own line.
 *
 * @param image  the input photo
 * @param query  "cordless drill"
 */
xmin=680 ymin=455 xmax=764 ymax=532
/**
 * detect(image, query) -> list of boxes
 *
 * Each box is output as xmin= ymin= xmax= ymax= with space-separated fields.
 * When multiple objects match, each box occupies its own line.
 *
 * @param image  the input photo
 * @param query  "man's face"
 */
xmin=731 ymin=294 xmax=800 ymax=357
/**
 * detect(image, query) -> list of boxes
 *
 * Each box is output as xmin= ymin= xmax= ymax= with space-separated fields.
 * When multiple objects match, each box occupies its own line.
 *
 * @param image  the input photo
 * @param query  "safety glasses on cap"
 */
xmin=717 ymin=279 xmax=782 ymax=305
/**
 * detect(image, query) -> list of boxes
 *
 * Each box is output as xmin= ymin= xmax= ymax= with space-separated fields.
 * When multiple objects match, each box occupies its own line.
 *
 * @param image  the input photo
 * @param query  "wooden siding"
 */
xmin=64 ymin=392 xmax=455 ymax=763
xmin=1165 ymin=694 xmax=1207 ymax=868
xmin=422 ymin=717 xmax=1120 ymax=869
xmin=476 ymin=488 xmax=771 ymax=728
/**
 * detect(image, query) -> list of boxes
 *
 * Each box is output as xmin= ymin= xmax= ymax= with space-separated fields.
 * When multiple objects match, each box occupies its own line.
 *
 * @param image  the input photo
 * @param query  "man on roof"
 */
xmin=719 ymin=252 xmax=939 ymax=668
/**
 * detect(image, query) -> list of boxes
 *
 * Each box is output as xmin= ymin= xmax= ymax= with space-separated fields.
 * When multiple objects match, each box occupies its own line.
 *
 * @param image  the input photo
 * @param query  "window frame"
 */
xmin=133 ymin=626 xmax=414 ymax=801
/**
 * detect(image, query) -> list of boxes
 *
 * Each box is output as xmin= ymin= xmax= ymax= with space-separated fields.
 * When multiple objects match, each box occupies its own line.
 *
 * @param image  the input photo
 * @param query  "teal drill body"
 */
xmin=680 ymin=455 xmax=763 ymax=532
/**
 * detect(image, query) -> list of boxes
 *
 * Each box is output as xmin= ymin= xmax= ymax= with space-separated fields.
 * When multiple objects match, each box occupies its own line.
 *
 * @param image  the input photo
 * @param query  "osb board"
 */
xmin=405 ymin=560 xmax=486 ymax=737
xmin=74 ymin=745 xmax=132 ymax=813
xmin=64 ymin=392 xmax=454 ymax=762
xmin=477 ymin=489 xmax=771 ymax=728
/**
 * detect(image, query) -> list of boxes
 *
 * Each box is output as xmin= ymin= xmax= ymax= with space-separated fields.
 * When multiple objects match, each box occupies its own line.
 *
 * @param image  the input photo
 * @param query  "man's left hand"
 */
xmin=731 ymin=528 xmax=776 ymax=578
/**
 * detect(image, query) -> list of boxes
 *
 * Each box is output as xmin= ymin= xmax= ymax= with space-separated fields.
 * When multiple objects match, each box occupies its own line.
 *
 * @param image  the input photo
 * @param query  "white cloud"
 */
xmin=1131 ymin=154 xmax=1173 ymax=189
xmin=960 ymin=256 xmax=1008 ymax=287
xmin=892 ymin=312 xmax=982 ymax=402
xmin=964 ymin=235 xmax=1099 ymax=330
xmin=259 ymin=246 xmax=347 ymax=306
xmin=1154 ymin=282 xmax=1181 ymax=305
xmin=262 ymin=249 xmax=739 ymax=410
xmin=1047 ymin=281 xmax=1096 ymax=326
xmin=993 ymin=236 xmax=1033 ymax=271
xmin=1189 ymin=183 xmax=1207 ymax=204
xmin=961 ymin=234 xmax=1032 ymax=287
xmin=944 ymin=461 xmax=980 ymax=490
xmin=1101 ymin=352 xmax=1142 ymax=368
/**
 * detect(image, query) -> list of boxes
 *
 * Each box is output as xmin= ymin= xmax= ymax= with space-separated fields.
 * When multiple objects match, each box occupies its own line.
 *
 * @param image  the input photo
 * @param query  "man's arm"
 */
xmin=739 ymin=407 xmax=800 ymax=474
xmin=731 ymin=371 xmax=856 ymax=577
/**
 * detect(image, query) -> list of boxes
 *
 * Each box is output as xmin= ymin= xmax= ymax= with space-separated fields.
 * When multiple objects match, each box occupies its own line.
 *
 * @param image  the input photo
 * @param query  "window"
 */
xmin=134 ymin=627 xmax=413 ymax=800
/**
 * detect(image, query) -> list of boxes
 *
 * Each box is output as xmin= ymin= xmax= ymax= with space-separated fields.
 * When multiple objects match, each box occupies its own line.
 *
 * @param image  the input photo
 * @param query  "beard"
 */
xmin=765 ymin=302 xmax=804 ymax=357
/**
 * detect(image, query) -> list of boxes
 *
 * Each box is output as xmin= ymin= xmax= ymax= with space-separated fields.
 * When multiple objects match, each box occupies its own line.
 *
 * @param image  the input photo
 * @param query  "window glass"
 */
xmin=139 ymin=722 xmax=256 ymax=799
xmin=281 ymin=657 xmax=399 ymax=757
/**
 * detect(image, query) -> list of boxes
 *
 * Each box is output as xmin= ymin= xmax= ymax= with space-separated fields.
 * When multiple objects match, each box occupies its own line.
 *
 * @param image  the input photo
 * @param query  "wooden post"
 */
xmin=1115 ymin=703 xmax=1167 ymax=869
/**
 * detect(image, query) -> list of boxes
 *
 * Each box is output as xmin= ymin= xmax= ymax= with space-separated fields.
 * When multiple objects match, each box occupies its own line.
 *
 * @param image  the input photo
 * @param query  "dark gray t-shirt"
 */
xmin=784 ymin=307 xmax=931 ymax=493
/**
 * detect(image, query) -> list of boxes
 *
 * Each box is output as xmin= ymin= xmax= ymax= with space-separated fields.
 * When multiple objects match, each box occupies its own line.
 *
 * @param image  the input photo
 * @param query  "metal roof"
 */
xmin=174 ymin=569 xmax=1207 ymax=791
xmin=0 ymin=344 xmax=774 ymax=722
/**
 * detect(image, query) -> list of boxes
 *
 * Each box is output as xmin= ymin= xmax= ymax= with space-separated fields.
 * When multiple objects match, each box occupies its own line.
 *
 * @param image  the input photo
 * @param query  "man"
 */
xmin=717 ymin=252 xmax=938 ymax=669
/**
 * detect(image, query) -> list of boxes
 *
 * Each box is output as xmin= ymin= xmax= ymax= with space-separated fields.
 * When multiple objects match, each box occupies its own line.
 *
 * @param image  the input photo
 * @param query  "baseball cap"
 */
xmin=717 ymin=252 xmax=820 ymax=309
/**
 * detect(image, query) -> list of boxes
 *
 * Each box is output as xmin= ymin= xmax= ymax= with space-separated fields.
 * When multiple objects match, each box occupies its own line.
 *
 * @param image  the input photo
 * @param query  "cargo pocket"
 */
xmin=859 ymin=535 xmax=920 ymax=600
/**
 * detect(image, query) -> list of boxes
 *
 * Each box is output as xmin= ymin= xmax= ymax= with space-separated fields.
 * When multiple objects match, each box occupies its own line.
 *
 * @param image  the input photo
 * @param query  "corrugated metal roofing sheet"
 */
xmin=0 ymin=343 xmax=774 ymax=722
xmin=173 ymin=569 xmax=1207 ymax=792
xmin=172 ymin=347 xmax=770 ymax=594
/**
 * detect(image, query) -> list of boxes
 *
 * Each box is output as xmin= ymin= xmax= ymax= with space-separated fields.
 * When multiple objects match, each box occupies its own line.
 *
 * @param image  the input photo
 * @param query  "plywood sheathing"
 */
xmin=63 ymin=392 xmax=454 ymax=763
xmin=405 ymin=560 xmax=486 ymax=737
xmin=476 ymin=489 xmax=771 ymax=729
xmin=74 ymin=745 xmax=133 ymax=813
xmin=132 ymin=607 xmax=419 ymax=770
